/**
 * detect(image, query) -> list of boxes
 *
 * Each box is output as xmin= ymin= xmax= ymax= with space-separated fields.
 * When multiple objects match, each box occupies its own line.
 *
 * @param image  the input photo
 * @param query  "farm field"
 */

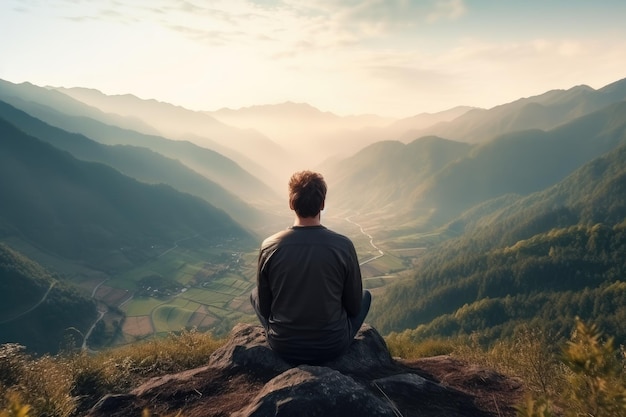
xmin=92 ymin=217 xmax=425 ymax=346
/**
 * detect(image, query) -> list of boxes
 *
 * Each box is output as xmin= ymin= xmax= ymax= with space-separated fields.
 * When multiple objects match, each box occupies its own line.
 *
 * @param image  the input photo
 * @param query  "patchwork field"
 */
xmin=91 ymin=217 xmax=424 ymax=345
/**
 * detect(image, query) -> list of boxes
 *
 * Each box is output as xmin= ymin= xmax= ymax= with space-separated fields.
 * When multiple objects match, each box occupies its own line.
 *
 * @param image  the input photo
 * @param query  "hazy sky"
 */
xmin=1 ymin=0 xmax=625 ymax=117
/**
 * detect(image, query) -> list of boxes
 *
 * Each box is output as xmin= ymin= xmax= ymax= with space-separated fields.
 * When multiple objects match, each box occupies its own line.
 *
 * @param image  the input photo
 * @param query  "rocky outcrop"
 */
xmin=87 ymin=323 xmax=523 ymax=417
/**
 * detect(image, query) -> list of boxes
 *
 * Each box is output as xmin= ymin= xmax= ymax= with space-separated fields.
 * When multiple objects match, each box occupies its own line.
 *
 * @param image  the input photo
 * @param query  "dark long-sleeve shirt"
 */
xmin=257 ymin=225 xmax=362 ymax=363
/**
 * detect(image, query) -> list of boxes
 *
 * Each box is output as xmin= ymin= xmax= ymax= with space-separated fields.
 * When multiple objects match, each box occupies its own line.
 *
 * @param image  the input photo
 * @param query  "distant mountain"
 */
xmin=386 ymin=106 xmax=475 ymax=139
xmin=329 ymin=101 xmax=626 ymax=231
xmin=370 ymin=140 xmax=626 ymax=341
xmin=403 ymin=78 xmax=626 ymax=143
xmin=326 ymin=136 xmax=472 ymax=213
xmin=52 ymin=86 xmax=289 ymax=183
xmin=409 ymin=101 xmax=626 ymax=225
xmin=0 ymin=100 xmax=276 ymax=230
xmin=210 ymin=101 xmax=393 ymax=128
xmin=0 ymin=80 xmax=281 ymax=202
xmin=460 ymin=128 xmax=626 ymax=249
xmin=208 ymin=102 xmax=471 ymax=168
xmin=0 ymin=243 xmax=97 ymax=354
xmin=210 ymin=102 xmax=395 ymax=168
xmin=0 ymin=78 xmax=161 ymax=136
xmin=0 ymin=117 xmax=252 ymax=271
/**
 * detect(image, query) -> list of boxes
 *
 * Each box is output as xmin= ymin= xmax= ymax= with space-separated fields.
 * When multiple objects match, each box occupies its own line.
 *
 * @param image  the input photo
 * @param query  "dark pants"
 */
xmin=249 ymin=288 xmax=372 ymax=340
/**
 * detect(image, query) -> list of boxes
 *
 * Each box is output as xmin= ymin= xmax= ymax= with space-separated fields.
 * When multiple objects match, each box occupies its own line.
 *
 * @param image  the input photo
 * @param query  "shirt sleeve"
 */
xmin=257 ymin=247 xmax=273 ymax=320
xmin=342 ymin=242 xmax=363 ymax=317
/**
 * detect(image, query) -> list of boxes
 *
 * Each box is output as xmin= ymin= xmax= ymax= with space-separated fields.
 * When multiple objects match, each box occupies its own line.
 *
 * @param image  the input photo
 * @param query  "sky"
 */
xmin=1 ymin=0 xmax=626 ymax=118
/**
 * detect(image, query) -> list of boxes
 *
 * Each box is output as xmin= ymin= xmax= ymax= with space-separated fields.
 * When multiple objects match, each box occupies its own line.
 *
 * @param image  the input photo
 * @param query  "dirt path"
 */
xmin=0 ymin=281 xmax=56 ymax=324
xmin=345 ymin=216 xmax=384 ymax=265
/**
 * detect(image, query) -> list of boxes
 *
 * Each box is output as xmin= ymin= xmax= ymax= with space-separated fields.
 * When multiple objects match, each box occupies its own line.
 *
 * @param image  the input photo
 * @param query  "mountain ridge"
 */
xmin=0 ymin=89 xmax=281 ymax=206
xmin=0 ymin=116 xmax=252 ymax=269
xmin=0 ymin=100 xmax=274 ymax=230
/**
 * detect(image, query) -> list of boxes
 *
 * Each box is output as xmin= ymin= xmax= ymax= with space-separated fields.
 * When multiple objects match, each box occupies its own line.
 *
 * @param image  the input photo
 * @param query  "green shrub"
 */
xmin=518 ymin=318 xmax=626 ymax=417
xmin=560 ymin=318 xmax=626 ymax=417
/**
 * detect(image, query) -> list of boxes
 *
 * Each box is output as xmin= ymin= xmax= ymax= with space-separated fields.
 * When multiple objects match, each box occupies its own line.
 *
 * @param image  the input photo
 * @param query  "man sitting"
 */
xmin=250 ymin=170 xmax=371 ymax=364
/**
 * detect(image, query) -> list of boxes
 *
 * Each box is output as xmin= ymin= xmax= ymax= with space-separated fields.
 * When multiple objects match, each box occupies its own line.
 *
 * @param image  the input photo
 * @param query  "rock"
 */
xmin=372 ymin=373 xmax=486 ymax=417
xmin=87 ymin=323 xmax=524 ymax=417
xmin=88 ymin=394 xmax=140 ymax=416
xmin=323 ymin=323 xmax=396 ymax=377
xmin=233 ymin=365 xmax=397 ymax=417
xmin=207 ymin=322 xmax=291 ymax=377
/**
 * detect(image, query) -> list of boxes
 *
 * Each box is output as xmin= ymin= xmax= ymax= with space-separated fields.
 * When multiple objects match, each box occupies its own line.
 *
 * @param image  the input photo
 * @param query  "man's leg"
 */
xmin=250 ymin=287 xmax=269 ymax=331
xmin=348 ymin=290 xmax=372 ymax=339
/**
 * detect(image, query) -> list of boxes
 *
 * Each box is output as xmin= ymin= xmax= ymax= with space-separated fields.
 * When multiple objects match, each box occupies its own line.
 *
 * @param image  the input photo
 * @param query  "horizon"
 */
xmin=1 ymin=1 xmax=626 ymax=118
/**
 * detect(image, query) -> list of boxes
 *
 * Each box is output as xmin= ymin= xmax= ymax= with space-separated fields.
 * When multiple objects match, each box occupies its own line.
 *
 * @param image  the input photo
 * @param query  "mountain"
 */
xmin=52 ymin=86 xmax=289 ymax=182
xmin=0 ymin=116 xmax=252 ymax=271
xmin=0 ymin=80 xmax=281 ymax=203
xmin=369 ymin=140 xmax=626 ymax=341
xmin=208 ymin=102 xmax=472 ymax=168
xmin=386 ymin=106 xmax=474 ymax=137
xmin=328 ymin=100 xmax=626 ymax=231
xmin=0 ymin=243 xmax=98 ymax=354
xmin=407 ymin=101 xmax=626 ymax=225
xmin=0 ymin=100 xmax=275 ymax=231
xmin=0 ymin=78 xmax=161 ymax=136
xmin=325 ymin=136 xmax=472 ymax=214
xmin=401 ymin=78 xmax=626 ymax=143
xmin=216 ymin=101 xmax=395 ymax=168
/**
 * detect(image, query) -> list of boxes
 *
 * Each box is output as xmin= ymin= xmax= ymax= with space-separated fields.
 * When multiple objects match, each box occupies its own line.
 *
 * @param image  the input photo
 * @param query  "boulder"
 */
xmin=233 ymin=365 xmax=397 ymax=417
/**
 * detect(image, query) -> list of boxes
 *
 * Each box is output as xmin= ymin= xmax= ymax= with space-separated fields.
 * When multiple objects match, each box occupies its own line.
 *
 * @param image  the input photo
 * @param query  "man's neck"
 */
xmin=293 ymin=214 xmax=321 ymax=227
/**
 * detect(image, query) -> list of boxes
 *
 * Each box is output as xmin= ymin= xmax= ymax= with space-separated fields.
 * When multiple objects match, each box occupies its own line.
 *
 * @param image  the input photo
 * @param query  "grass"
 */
xmin=2 ymin=319 xmax=625 ymax=417
xmin=123 ymin=297 xmax=164 ymax=316
xmin=1 ymin=329 xmax=224 ymax=417
xmin=386 ymin=319 xmax=626 ymax=417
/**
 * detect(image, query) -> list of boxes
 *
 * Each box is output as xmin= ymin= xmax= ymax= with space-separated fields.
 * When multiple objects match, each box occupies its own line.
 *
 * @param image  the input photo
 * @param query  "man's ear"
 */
xmin=320 ymin=201 xmax=325 ymax=211
xmin=289 ymin=200 xmax=294 ymax=210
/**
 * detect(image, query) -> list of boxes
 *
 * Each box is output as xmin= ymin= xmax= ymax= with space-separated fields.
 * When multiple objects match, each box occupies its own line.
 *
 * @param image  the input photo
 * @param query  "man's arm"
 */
xmin=257 ymin=249 xmax=272 ymax=320
xmin=342 ymin=242 xmax=363 ymax=317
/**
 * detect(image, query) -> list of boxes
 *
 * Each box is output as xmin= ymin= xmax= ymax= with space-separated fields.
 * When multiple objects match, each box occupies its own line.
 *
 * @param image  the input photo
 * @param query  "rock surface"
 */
xmin=87 ymin=323 xmax=524 ymax=417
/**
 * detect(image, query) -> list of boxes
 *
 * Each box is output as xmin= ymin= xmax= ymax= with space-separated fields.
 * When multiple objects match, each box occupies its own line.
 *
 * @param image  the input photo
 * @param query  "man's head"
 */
xmin=288 ymin=171 xmax=327 ymax=218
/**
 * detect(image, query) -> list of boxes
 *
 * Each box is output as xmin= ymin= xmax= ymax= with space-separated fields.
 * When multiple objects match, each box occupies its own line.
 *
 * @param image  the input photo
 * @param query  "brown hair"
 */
xmin=288 ymin=171 xmax=327 ymax=218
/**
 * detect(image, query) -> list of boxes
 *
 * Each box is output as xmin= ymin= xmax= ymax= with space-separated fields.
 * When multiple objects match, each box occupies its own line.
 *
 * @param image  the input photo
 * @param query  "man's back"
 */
xmin=257 ymin=225 xmax=362 ymax=363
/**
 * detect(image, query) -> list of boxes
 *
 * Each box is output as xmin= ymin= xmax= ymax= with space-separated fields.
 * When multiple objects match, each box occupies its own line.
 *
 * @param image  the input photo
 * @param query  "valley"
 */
xmin=83 ymin=213 xmax=421 ymax=349
xmin=2 ymin=75 xmax=626 ymax=355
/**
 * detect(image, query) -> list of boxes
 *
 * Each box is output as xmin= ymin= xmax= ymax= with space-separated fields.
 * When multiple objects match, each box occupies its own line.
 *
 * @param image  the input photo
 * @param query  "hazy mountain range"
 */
xmin=1 ymin=75 xmax=626 ymax=352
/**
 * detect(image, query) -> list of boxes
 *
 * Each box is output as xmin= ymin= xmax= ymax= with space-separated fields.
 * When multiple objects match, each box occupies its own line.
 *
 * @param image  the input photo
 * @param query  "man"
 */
xmin=250 ymin=170 xmax=371 ymax=364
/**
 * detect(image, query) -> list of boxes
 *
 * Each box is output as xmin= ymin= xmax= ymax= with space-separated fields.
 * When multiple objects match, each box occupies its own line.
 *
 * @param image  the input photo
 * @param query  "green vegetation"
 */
xmin=0 ymin=115 xmax=253 ymax=271
xmin=0 ymin=329 xmax=223 ymax=417
xmin=0 ymin=114 xmax=257 ymax=353
xmin=387 ymin=319 xmax=626 ymax=417
xmin=0 ymin=100 xmax=271 ymax=230
xmin=370 ymin=140 xmax=626 ymax=345
xmin=0 ymin=244 xmax=97 ymax=354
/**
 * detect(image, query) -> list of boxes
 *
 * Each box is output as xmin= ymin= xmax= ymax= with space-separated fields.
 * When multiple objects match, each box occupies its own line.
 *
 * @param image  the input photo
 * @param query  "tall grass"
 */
xmin=387 ymin=319 xmax=626 ymax=417
xmin=0 ymin=329 xmax=223 ymax=417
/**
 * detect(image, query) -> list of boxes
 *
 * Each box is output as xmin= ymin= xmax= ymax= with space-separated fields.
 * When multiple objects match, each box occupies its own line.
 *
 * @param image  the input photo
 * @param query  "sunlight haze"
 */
xmin=1 ymin=0 xmax=625 ymax=117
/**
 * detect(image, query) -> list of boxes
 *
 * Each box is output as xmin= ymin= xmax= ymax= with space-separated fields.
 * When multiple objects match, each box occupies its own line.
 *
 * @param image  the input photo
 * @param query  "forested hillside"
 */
xmin=327 ymin=136 xmax=472 ymax=212
xmin=0 ymin=243 xmax=97 ymax=354
xmin=0 ymin=100 xmax=272 ymax=229
xmin=369 ymin=142 xmax=626 ymax=343
xmin=0 ymin=117 xmax=252 ymax=271
xmin=331 ymin=101 xmax=626 ymax=234
xmin=0 ymin=87 xmax=280 ymax=206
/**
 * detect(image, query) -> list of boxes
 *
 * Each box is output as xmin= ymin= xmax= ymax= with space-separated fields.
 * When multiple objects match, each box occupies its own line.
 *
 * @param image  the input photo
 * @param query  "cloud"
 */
xmin=427 ymin=0 xmax=466 ymax=22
